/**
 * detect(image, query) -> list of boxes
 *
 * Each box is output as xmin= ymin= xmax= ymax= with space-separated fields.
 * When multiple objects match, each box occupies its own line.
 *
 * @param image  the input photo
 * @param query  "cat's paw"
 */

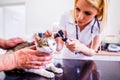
xmin=25 ymin=69 xmax=55 ymax=78
xmin=39 ymin=69 xmax=55 ymax=78
xmin=50 ymin=66 xmax=63 ymax=73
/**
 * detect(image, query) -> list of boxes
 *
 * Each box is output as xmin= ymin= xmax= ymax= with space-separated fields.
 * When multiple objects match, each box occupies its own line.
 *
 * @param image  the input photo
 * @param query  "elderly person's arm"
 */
xmin=0 ymin=45 xmax=52 ymax=71
xmin=0 ymin=38 xmax=26 ymax=49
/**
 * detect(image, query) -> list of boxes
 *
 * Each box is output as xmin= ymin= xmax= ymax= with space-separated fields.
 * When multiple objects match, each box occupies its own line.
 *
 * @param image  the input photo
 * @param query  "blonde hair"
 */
xmin=73 ymin=0 xmax=108 ymax=32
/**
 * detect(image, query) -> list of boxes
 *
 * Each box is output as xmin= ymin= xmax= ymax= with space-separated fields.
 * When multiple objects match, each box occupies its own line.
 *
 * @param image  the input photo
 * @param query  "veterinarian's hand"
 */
xmin=3 ymin=37 xmax=26 ymax=49
xmin=14 ymin=45 xmax=53 ymax=69
xmin=44 ymin=30 xmax=58 ymax=38
xmin=65 ymin=38 xmax=85 ymax=52
xmin=44 ymin=30 xmax=53 ymax=37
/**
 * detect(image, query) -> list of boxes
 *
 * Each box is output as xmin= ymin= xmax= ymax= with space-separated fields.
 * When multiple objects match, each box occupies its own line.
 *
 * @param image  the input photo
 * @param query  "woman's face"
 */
xmin=75 ymin=0 xmax=98 ymax=27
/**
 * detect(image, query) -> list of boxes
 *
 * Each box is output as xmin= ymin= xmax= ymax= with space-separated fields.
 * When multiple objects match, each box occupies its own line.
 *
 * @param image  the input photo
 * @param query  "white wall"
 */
xmin=0 ymin=0 xmax=25 ymax=5
xmin=4 ymin=5 xmax=26 ymax=38
xmin=0 ymin=7 xmax=3 ymax=38
xmin=0 ymin=0 xmax=120 ymax=37
xmin=26 ymin=0 xmax=74 ymax=34
xmin=103 ymin=0 xmax=120 ymax=35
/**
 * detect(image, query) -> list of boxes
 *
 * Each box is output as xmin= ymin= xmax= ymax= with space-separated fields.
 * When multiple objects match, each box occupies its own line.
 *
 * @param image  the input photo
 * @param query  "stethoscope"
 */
xmin=75 ymin=17 xmax=100 ymax=40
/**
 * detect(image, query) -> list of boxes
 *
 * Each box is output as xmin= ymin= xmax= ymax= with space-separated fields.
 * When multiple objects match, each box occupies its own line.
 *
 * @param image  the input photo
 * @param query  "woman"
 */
xmin=0 ymin=38 xmax=52 ymax=71
xmin=45 ymin=0 xmax=108 ymax=59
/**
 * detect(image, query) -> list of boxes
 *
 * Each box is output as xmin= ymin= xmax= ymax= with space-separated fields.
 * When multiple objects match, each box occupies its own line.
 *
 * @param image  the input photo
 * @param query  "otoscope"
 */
xmin=55 ymin=30 xmax=69 ymax=42
xmin=37 ymin=30 xmax=69 ymax=42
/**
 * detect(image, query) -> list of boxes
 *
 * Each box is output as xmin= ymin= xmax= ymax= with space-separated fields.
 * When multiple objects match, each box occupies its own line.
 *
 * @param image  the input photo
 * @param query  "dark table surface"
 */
xmin=1 ymin=58 xmax=120 ymax=80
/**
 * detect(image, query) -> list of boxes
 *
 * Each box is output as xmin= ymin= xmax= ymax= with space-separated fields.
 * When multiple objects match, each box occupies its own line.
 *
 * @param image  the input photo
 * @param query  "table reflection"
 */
xmin=62 ymin=59 xmax=100 ymax=80
xmin=2 ymin=59 xmax=101 ymax=80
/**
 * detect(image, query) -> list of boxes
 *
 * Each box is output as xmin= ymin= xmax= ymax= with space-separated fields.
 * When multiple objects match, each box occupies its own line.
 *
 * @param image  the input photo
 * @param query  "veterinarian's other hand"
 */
xmin=65 ymin=38 xmax=85 ymax=52
xmin=14 ymin=45 xmax=53 ymax=69
xmin=3 ymin=37 xmax=26 ymax=49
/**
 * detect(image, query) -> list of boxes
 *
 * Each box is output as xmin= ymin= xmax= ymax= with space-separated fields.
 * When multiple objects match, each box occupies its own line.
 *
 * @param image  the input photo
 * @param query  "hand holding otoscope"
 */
xmin=54 ymin=30 xmax=70 ymax=42
xmin=55 ymin=30 xmax=84 ymax=54
xmin=44 ymin=30 xmax=81 ymax=53
xmin=54 ymin=29 xmax=97 ymax=56
xmin=54 ymin=30 xmax=78 ymax=53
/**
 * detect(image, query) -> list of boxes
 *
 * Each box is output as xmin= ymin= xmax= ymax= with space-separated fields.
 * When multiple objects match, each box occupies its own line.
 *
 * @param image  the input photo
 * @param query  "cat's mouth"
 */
xmin=48 ymin=50 xmax=54 ymax=53
xmin=45 ymin=48 xmax=54 ymax=53
xmin=44 ymin=50 xmax=54 ymax=54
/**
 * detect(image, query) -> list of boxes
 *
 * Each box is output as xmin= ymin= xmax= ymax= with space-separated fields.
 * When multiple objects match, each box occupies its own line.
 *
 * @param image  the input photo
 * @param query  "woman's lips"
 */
xmin=78 ymin=21 xmax=83 ymax=24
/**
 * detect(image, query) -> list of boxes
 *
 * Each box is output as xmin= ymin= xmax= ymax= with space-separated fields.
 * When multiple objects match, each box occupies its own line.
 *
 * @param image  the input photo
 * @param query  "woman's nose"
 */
xmin=78 ymin=12 xmax=84 ymax=20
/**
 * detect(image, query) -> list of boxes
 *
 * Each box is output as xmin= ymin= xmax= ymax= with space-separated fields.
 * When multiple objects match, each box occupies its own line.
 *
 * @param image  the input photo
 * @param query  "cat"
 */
xmin=6 ymin=33 xmax=63 ymax=78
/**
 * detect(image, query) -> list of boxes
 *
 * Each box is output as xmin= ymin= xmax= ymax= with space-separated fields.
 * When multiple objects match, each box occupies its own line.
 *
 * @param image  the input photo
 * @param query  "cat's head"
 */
xmin=34 ymin=34 xmax=56 ymax=54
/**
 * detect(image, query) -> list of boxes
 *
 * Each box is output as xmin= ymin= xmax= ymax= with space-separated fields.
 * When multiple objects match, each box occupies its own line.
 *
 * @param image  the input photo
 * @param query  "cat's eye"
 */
xmin=44 ymin=42 xmax=49 ymax=46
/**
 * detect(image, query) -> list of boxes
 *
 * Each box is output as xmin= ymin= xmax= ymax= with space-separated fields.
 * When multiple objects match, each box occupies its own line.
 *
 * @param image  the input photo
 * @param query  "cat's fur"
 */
xmin=6 ymin=34 xmax=63 ymax=78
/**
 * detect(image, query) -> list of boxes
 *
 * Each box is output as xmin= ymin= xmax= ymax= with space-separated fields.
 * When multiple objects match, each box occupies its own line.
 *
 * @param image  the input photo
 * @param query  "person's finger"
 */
xmin=26 ymin=60 xmax=52 ymax=66
xmin=66 ymin=41 xmax=74 ymax=46
xmin=14 ymin=37 xmax=26 ymax=43
xmin=25 ymin=60 xmax=51 ymax=69
xmin=27 ymin=45 xmax=36 ymax=50
xmin=24 ymin=64 xmax=45 ymax=69
xmin=69 ymin=38 xmax=75 ymax=41
xmin=45 ymin=30 xmax=52 ymax=37
xmin=35 ymin=51 xmax=53 ymax=56
xmin=66 ymin=42 xmax=76 ymax=52
xmin=32 ymin=55 xmax=53 ymax=61
xmin=47 ymin=30 xmax=52 ymax=35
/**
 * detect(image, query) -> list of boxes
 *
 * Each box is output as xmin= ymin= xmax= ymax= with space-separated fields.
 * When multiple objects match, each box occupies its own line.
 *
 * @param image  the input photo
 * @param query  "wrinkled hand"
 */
xmin=14 ymin=45 xmax=53 ymax=69
xmin=4 ymin=37 xmax=25 ymax=49
xmin=65 ymin=38 xmax=85 ymax=52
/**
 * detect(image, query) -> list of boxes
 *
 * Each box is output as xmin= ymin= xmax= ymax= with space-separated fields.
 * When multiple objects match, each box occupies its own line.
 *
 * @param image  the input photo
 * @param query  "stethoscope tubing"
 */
xmin=75 ymin=17 xmax=100 ymax=40
xmin=74 ymin=17 xmax=100 ymax=54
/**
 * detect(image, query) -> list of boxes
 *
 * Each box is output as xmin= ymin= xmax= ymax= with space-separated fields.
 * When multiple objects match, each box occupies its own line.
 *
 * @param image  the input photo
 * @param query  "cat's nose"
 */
xmin=49 ymin=48 xmax=53 ymax=50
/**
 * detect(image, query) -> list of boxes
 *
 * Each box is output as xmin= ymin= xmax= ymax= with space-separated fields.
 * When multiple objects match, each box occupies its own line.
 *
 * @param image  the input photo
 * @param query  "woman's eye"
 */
xmin=84 ymin=11 xmax=92 ymax=16
xmin=76 ymin=7 xmax=80 ymax=12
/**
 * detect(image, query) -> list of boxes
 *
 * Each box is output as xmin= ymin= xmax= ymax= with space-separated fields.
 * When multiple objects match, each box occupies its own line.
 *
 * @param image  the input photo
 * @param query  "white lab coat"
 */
xmin=58 ymin=11 xmax=101 ymax=60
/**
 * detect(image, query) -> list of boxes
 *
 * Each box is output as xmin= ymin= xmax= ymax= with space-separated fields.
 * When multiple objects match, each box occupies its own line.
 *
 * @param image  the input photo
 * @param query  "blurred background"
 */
xmin=0 ymin=0 xmax=74 ymax=39
xmin=0 ymin=0 xmax=120 ymax=53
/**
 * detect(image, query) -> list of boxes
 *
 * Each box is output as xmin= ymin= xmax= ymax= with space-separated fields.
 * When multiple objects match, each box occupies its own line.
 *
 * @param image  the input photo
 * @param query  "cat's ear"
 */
xmin=34 ymin=33 xmax=41 ymax=42
xmin=34 ymin=33 xmax=38 ymax=41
